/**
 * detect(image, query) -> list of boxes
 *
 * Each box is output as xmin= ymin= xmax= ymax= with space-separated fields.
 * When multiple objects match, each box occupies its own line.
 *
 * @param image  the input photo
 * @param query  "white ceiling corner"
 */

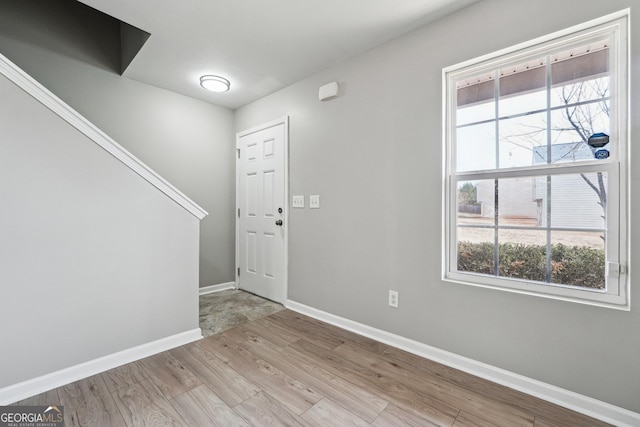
xmin=78 ymin=0 xmax=476 ymax=109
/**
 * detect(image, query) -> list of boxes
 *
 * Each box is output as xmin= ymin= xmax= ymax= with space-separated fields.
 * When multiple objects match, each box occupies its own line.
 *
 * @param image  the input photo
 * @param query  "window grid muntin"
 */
xmin=444 ymin=14 xmax=627 ymax=307
xmin=453 ymin=59 xmax=613 ymax=173
xmin=454 ymin=172 xmax=610 ymax=290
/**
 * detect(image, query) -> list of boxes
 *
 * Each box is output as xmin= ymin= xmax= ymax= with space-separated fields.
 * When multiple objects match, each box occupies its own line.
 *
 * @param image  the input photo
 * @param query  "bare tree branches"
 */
xmin=499 ymin=77 xmax=609 ymax=236
xmin=559 ymin=81 xmax=608 ymax=223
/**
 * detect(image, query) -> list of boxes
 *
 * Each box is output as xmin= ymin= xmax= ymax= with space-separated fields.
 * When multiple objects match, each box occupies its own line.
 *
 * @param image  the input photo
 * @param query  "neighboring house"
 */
xmin=476 ymin=176 xmax=538 ymax=220
xmin=476 ymin=142 xmax=605 ymax=229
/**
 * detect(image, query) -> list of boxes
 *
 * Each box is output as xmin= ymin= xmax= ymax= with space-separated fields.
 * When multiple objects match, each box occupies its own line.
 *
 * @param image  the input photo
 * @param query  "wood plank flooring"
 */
xmin=13 ymin=309 xmax=611 ymax=426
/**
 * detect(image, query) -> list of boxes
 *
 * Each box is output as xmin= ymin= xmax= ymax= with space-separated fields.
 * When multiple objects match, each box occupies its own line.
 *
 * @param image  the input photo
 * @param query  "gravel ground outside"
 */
xmin=457 ymin=215 xmax=604 ymax=249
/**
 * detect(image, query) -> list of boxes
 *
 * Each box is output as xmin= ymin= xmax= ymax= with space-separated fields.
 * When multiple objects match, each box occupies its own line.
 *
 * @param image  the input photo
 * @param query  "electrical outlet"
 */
xmin=388 ymin=290 xmax=399 ymax=308
xmin=310 ymin=194 xmax=320 ymax=209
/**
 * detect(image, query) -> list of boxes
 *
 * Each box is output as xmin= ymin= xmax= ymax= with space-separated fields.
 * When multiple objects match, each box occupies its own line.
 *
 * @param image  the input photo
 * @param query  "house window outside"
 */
xmin=443 ymin=13 xmax=629 ymax=308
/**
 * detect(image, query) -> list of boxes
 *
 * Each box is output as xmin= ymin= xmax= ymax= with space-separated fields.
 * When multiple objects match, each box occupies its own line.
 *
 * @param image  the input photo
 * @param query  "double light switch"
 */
xmin=292 ymin=195 xmax=320 ymax=209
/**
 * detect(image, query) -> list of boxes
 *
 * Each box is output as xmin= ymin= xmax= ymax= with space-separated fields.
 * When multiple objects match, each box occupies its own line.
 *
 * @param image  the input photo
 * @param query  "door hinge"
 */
xmin=237 ymin=267 xmax=240 ymax=277
xmin=236 ymin=148 xmax=240 ymax=159
xmin=238 ymin=208 xmax=240 ymax=218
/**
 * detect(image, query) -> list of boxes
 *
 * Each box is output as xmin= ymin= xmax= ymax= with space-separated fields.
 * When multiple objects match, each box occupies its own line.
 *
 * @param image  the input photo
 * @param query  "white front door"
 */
xmin=236 ymin=118 xmax=287 ymax=303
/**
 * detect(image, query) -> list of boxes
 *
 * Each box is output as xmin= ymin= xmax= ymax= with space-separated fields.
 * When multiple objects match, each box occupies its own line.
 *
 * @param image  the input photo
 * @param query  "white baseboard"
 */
xmin=0 ymin=328 xmax=202 ymax=405
xmin=199 ymin=282 xmax=236 ymax=296
xmin=286 ymin=300 xmax=640 ymax=427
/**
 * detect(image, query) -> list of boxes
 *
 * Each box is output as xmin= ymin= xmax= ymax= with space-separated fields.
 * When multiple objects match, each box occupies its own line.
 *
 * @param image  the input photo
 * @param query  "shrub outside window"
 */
xmin=443 ymin=12 xmax=629 ymax=309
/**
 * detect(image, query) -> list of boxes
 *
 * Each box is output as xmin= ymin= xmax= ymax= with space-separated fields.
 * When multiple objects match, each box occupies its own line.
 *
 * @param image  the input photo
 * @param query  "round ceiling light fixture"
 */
xmin=200 ymin=75 xmax=230 ymax=92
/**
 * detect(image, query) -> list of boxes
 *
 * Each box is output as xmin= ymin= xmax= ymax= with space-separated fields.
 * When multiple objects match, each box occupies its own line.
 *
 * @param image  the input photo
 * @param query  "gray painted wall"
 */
xmin=236 ymin=0 xmax=640 ymax=412
xmin=0 ymin=2 xmax=236 ymax=288
xmin=0 ymin=73 xmax=200 ymax=388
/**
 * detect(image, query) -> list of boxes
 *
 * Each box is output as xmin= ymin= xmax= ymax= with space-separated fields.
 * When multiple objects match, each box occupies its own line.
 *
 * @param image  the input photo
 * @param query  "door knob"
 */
xmin=275 ymin=219 xmax=283 ymax=226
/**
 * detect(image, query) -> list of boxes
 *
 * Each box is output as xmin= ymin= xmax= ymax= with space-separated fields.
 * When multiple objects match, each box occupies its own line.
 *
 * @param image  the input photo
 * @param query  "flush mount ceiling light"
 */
xmin=200 ymin=75 xmax=230 ymax=92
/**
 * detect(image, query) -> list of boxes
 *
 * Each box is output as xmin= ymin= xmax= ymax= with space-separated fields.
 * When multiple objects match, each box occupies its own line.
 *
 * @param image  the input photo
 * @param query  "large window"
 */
xmin=443 ymin=12 xmax=629 ymax=309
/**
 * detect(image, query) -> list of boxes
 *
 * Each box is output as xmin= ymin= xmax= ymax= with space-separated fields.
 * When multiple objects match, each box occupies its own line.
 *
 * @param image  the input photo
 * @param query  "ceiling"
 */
xmin=75 ymin=0 xmax=476 ymax=110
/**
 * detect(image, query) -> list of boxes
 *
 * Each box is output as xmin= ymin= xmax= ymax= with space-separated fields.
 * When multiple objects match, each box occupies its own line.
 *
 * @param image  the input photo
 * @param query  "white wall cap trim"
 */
xmin=286 ymin=300 xmax=640 ymax=427
xmin=0 ymin=328 xmax=202 ymax=405
xmin=0 ymin=53 xmax=208 ymax=220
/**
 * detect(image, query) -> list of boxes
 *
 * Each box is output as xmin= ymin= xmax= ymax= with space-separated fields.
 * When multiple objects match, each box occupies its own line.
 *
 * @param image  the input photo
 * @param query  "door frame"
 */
xmin=235 ymin=116 xmax=289 ymax=303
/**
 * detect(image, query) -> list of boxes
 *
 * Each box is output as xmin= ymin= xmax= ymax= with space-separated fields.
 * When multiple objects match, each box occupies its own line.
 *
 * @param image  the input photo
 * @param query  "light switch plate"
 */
xmin=310 ymin=195 xmax=320 ymax=209
xmin=292 ymin=195 xmax=304 ymax=208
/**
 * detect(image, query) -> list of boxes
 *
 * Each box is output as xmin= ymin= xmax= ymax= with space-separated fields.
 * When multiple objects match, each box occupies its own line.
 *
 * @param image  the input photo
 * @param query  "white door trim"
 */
xmin=235 ymin=116 xmax=289 ymax=302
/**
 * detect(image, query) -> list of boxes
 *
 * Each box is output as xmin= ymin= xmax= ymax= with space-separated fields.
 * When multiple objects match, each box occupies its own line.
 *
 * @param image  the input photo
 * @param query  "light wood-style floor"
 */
xmin=14 ymin=309 xmax=610 ymax=426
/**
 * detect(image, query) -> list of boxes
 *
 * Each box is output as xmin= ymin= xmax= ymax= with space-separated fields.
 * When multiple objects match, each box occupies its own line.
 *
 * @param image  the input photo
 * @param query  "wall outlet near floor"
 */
xmin=388 ymin=290 xmax=399 ymax=308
